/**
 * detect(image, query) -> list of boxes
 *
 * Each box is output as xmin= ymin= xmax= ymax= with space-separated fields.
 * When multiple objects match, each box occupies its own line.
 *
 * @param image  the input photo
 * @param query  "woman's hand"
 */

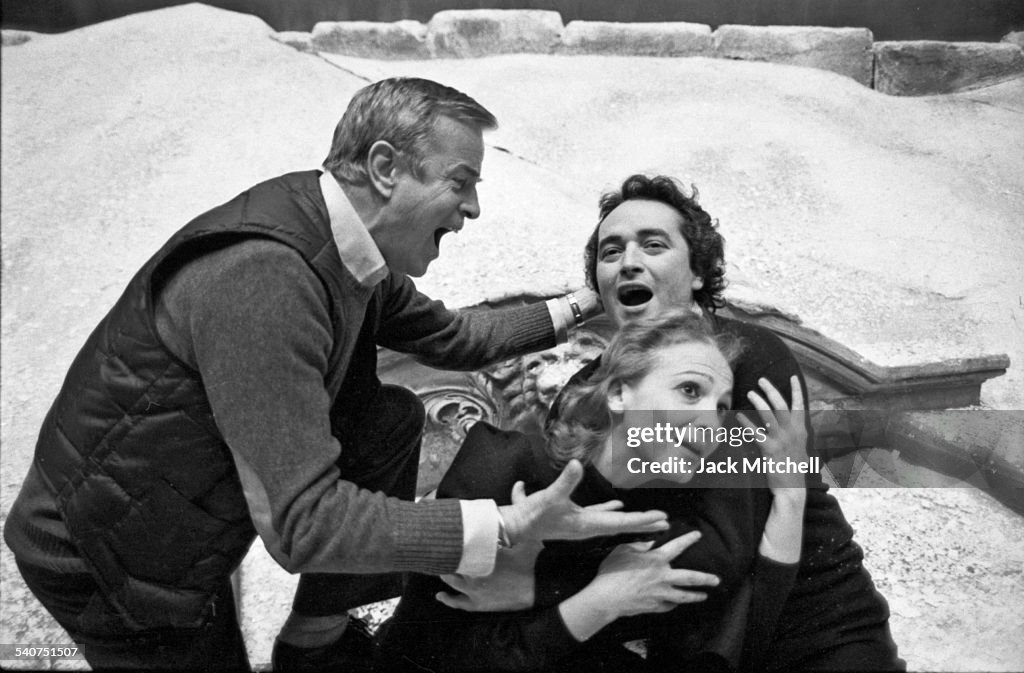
xmin=558 ymin=531 xmax=719 ymax=642
xmin=740 ymin=375 xmax=809 ymax=493
xmin=740 ymin=375 xmax=808 ymax=563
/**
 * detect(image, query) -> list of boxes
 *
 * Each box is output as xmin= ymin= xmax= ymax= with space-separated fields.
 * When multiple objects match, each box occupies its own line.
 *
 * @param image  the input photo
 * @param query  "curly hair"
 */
xmin=544 ymin=312 xmax=742 ymax=467
xmin=323 ymin=77 xmax=497 ymax=185
xmin=584 ymin=174 xmax=726 ymax=312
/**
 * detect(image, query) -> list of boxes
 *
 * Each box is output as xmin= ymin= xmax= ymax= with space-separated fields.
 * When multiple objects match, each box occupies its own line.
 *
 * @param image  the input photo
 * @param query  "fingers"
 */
xmin=619 ymin=539 xmax=656 ymax=553
xmin=579 ymin=509 xmax=669 ymax=538
xmin=585 ymin=499 xmax=625 ymax=512
xmin=652 ymin=530 xmax=702 ymax=559
xmin=435 ymin=591 xmax=472 ymax=611
xmin=439 ymin=574 xmax=468 ymax=593
xmin=745 ymin=390 xmax=777 ymax=428
xmin=755 ymin=377 xmax=787 ymax=412
xmin=789 ymin=375 xmax=806 ymax=412
xmin=510 ymin=480 xmax=527 ymax=505
xmin=663 ymin=587 xmax=710 ymax=605
xmin=665 ymin=568 xmax=720 ymax=588
xmin=546 ymin=460 xmax=585 ymax=501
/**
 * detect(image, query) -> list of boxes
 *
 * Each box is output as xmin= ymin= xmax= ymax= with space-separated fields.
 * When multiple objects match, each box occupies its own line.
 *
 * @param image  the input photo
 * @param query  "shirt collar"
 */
xmin=319 ymin=169 xmax=389 ymax=288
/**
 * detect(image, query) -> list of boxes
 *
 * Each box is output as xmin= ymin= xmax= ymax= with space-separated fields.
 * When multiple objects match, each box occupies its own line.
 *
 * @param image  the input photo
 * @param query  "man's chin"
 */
xmin=611 ymin=302 xmax=655 ymax=326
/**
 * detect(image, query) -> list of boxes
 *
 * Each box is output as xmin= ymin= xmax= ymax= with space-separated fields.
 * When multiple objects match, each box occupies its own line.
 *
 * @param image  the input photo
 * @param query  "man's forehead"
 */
xmin=600 ymin=201 xmax=684 ymax=236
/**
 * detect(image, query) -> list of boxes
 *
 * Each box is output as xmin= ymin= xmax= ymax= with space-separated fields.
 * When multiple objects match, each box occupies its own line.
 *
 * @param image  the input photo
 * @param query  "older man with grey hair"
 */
xmin=4 ymin=77 xmax=669 ymax=671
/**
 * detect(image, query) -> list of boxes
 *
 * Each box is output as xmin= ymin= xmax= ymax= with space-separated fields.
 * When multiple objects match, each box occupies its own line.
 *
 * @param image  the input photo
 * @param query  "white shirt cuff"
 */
xmin=546 ymin=297 xmax=571 ymax=344
xmin=457 ymin=499 xmax=499 ymax=576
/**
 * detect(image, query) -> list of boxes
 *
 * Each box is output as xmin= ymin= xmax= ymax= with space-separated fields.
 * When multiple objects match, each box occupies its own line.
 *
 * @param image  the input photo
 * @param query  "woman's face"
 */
xmin=610 ymin=339 xmax=733 ymax=467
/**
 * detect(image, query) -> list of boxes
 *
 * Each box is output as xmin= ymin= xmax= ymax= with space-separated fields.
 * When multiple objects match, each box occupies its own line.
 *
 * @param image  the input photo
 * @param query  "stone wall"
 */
xmin=261 ymin=9 xmax=1024 ymax=96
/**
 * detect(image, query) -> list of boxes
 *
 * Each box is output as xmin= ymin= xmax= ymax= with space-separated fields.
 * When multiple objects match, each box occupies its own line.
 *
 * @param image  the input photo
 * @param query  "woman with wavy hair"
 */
xmin=380 ymin=312 xmax=807 ymax=672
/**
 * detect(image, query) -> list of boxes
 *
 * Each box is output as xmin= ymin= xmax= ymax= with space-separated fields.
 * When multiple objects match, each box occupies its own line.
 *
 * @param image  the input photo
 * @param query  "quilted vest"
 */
xmin=32 ymin=170 xmax=374 ymax=630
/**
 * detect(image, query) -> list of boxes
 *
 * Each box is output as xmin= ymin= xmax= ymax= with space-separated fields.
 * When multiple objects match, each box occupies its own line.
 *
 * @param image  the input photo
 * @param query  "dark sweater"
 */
xmin=381 ymin=417 xmax=797 ymax=673
xmin=531 ymin=315 xmax=900 ymax=672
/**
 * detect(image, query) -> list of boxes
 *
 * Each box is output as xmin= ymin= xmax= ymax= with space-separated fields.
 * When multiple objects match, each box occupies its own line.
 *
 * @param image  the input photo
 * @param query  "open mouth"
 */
xmin=618 ymin=285 xmax=653 ymax=307
xmin=433 ymin=228 xmax=450 ymax=249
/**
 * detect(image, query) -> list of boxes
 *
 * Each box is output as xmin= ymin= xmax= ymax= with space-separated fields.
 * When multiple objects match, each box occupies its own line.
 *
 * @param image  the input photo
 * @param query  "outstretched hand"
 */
xmin=499 ymin=460 xmax=669 ymax=544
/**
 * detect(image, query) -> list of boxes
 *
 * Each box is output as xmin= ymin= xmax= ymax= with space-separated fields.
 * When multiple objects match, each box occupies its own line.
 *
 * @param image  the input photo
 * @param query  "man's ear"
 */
xmin=366 ymin=140 xmax=400 ymax=198
xmin=607 ymin=382 xmax=628 ymax=414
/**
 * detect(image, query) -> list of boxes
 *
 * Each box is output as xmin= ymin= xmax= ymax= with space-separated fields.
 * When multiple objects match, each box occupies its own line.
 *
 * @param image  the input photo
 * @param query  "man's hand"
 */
xmin=435 ymin=541 xmax=542 ymax=612
xmin=498 ymin=460 xmax=669 ymax=544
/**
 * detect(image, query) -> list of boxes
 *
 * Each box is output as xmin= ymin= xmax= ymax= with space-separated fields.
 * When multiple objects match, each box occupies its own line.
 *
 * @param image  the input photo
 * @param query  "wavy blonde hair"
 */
xmin=544 ymin=312 xmax=741 ymax=467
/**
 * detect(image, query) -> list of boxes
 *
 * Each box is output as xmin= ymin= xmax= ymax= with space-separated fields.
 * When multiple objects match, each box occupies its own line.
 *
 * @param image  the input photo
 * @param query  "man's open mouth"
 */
xmin=434 ymin=225 xmax=462 ymax=250
xmin=618 ymin=285 xmax=653 ymax=307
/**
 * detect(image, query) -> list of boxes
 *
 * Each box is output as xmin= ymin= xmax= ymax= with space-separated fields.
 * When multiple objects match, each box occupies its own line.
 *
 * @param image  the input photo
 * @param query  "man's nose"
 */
xmin=460 ymin=188 xmax=481 ymax=219
xmin=620 ymin=244 xmax=643 ymax=272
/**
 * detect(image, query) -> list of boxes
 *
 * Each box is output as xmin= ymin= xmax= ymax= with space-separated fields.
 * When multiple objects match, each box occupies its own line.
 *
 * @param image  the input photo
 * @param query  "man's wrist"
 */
xmin=496 ymin=510 xmax=514 ymax=549
xmin=497 ymin=505 xmax=523 ymax=546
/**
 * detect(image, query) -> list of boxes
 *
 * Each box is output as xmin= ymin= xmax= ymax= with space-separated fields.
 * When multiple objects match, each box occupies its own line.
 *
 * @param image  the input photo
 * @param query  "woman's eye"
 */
xmin=679 ymin=383 xmax=700 ymax=398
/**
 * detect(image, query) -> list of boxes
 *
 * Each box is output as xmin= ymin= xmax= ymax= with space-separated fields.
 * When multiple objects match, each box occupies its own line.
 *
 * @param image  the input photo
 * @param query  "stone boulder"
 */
xmin=271 ymin=30 xmax=313 ymax=53
xmin=874 ymin=41 xmax=1024 ymax=95
xmin=311 ymin=20 xmax=428 ymax=59
xmin=426 ymin=10 xmax=563 ymax=58
xmin=713 ymin=25 xmax=874 ymax=86
xmin=1002 ymin=31 xmax=1024 ymax=49
xmin=559 ymin=21 xmax=711 ymax=57
xmin=2 ymin=30 xmax=38 ymax=46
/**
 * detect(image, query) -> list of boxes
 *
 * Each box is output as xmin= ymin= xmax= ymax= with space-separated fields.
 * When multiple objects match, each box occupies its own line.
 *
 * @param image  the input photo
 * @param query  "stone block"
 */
xmin=271 ymin=31 xmax=313 ymax=53
xmin=2 ymin=30 xmax=38 ymax=47
xmin=427 ymin=9 xmax=563 ymax=58
xmin=559 ymin=20 xmax=711 ymax=56
xmin=713 ymin=25 xmax=874 ymax=86
xmin=1002 ymin=31 xmax=1024 ymax=49
xmin=311 ymin=20 xmax=428 ymax=59
xmin=874 ymin=40 xmax=1024 ymax=95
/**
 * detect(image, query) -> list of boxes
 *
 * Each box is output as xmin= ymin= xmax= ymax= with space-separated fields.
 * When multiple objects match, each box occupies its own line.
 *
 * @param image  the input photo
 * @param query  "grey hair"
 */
xmin=323 ymin=77 xmax=497 ymax=184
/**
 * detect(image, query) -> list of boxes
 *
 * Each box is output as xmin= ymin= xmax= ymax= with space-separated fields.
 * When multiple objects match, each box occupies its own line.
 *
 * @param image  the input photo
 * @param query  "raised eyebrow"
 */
xmin=597 ymin=234 xmax=625 ymax=249
xmin=635 ymin=227 xmax=674 ymax=240
xmin=673 ymin=370 xmax=714 ymax=381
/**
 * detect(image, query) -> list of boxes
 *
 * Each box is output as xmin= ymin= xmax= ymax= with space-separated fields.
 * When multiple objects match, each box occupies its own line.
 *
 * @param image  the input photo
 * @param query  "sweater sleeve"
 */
xmin=741 ymin=556 xmax=800 ymax=672
xmin=155 ymin=238 xmax=464 ymax=575
xmin=375 ymin=272 xmax=557 ymax=371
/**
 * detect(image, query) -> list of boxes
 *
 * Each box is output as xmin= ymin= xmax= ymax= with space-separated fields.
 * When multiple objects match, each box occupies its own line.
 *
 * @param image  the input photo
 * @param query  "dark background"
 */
xmin=3 ymin=0 xmax=1024 ymax=41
